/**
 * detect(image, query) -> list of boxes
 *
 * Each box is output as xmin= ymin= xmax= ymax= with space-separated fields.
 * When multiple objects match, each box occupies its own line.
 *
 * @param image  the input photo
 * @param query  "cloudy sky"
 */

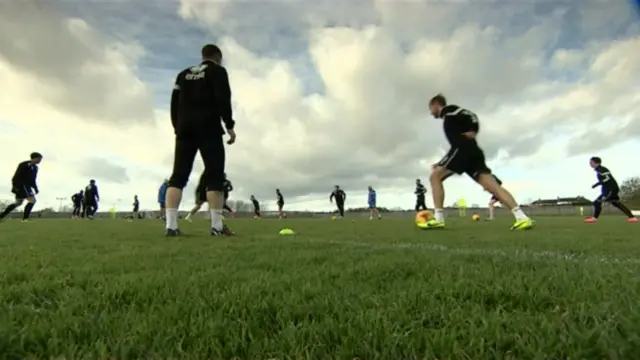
xmin=0 ymin=0 xmax=638 ymax=212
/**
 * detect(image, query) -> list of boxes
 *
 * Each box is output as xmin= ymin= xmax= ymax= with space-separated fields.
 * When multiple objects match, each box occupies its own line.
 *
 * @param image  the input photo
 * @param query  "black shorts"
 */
xmin=11 ymin=184 xmax=34 ymax=199
xmin=169 ymin=133 xmax=225 ymax=191
xmin=437 ymin=146 xmax=490 ymax=180
xmin=277 ymin=201 xmax=284 ymax=209
xmin=490 ymin=195 xmax=498 ymax=202
xmin=596 ymin=190 xmax=620 ymax=202
xmin=133 ymin=206 xmax=139 ymax=212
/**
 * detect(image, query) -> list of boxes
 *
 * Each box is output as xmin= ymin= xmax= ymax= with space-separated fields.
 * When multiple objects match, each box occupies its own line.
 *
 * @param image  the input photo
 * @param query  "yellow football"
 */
xmin=472 ymin=214 xmax=480 ymax=221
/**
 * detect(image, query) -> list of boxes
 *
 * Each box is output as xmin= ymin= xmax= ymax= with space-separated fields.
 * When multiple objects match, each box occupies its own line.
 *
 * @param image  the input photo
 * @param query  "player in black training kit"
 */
xmin=166 ymin=44 xmax=236 ymax=237
xmin=585 ymin=157 xmax=637 ymax=223
xmin=0 ymin=152 xmax=43 ymax=222
xmin=424 ymin=94 xmax=533 ymax=230
xmin=250 ymin=195 xmax=261 ymax=218
xmin=71 ymin=190 xmax=83 ymax=219
xmin=276 ymin=189 xmax=286 ymax=219
xmin=222 ymin=175 xmax=235 ymax=216
xmin=330 ymin=185 xmax=347 ymax=218
xmin=83 ymin=180 xmax=100 ymax=219
xmin=185 ymin=171 xmax=207 ymax=222
xmin=132 ymin=195 xmax=140 ymax=219
xmin=414 ymin=179 xmax=427 ymax=211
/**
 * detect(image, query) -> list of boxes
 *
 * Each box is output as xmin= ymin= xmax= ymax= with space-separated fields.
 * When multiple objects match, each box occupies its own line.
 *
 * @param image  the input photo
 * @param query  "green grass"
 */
xmin=1 ymin=216 xmax=640 ymax=359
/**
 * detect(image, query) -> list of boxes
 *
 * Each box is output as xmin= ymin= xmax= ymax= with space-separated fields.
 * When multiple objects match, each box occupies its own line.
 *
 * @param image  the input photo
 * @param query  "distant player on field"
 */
xmin=250 ymin=195 xmax=261 ymax=218
xmin=585 ymin=157 xmax=637 ymax=223
xmin=132 ymin=195 xmax=140 ymax=219
xmin=367 ymin=186 xmax=382 ymax=220
xmin=0 ymin=152 xmax=43 ymax=222
xmin=330 ymin=185 xmax=347 ymax=218
xmin=222 ymin=174 xmax=235 ymax=216
xmin=83 ymin=179 xmax=100 ymax=219
xmin=158 ymin=179 xmax=168 ymax=220
xmin=185 ymin=172 xmax=207 ymax=222
xmin=276 ymin=189 xmax=286 ymax=219
xmin=487 ymin=174 xmax=503 ymax=221
xmin=423 ymin=94 xmax=533 ymax=230
xmin=414 ymin=179 xmax=427 ymax=211
xmin=71 ymin=190 xmax=83 ymax=219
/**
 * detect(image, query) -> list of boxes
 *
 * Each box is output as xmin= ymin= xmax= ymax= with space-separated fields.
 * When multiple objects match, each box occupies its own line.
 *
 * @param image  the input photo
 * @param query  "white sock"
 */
xmin=210 ymin=209 xmax=223 ymax=230
xmin=185 ymin=212 xmax=191 ymax=220
xmin=435 ymin=208 xmax=445 ymax=222
xmin=166 ymin=208 xmax=178 ymax=230
xmin=512 ymin=207 xmax=528 ymax=221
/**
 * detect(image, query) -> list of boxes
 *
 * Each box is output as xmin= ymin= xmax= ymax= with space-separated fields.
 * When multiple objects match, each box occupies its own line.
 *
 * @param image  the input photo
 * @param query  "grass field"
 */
xmin=1 ymin=216 xmax=639 ymax=359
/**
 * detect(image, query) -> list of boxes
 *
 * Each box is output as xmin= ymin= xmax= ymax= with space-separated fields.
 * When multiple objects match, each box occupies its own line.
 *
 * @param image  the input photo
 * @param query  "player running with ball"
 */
xmin=421 ymin=94 xmax=534 ymax=230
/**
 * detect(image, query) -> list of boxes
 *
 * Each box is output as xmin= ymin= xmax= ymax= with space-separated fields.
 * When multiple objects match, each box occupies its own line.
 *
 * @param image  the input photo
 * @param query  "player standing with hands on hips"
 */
xmin=164 ymin=44 xmax=236 ymax=237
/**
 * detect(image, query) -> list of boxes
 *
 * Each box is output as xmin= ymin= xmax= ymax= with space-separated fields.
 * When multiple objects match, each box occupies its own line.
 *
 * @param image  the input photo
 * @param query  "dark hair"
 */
xmin=429 ymin=94 xmax=447 ymax=106
xmin=590 ymin=156 xmax=602 ymax=165
xmin=201 ymin=44 xmax=222 ymax=59
xmin=30 ymin=152 xmax=42 ymax=159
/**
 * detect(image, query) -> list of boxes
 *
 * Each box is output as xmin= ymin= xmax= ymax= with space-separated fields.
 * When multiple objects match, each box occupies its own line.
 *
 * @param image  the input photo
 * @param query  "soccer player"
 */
xmin=487 ymin=175 xmax=503 ymax=221
xmin=83 ymin=179 xmax=100 ymax=219
xmin=185 ymin=171 xmax=207 ymax=222
xmin=368 ymin=186 xmax=382 ymax=220
xmin=222 ymin=174 xmax=235 ymax=216
xmin=330 ymin=185 xmax=347 ymax=218
xmin=158 ymin=179 xmax=168 ymax=219
xmin=165 ymin=43 xmax=236 ymax=236
xmin=276 ymin=189 xmax=286 ymax=219
xmin=132 ymin=195 xmax=140 ymax=219
xmin=585 ymin=157 xmax=638 ymax=223
xmin=0 ymin=152 xmax=43 ymax=222
xmin=422 ymin=94 xmax=533 ymax=230
xmin=250 ymin=195 xmax=261 ymax=218
xmin=414 ymin=179 xmax=427 ymax=211
xmin=71 ymin=190 xmax=83 ymax=219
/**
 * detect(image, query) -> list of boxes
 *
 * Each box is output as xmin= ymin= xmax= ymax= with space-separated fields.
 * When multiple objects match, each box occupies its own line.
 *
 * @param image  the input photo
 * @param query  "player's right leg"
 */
xmin=166 ymin=136 xmax=199 ymax=236
xmin=422 ymin=149 xmax=460 ymax=229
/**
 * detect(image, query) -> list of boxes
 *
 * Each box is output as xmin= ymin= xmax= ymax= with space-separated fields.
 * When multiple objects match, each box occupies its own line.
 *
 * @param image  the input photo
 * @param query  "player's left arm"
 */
xmin=342 ymin=191 xmax=347 ymax=201
xmin=31 ymin=166 xmax=39 ymax=194
xmin=95 ymin=186 xmax=100 ymax=201
xmin=592 ymin=167 xmax=611 ymax=188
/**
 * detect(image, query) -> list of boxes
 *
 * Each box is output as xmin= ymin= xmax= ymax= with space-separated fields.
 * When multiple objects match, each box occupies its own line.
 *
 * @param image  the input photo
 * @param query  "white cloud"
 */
xmin=0 ymin=0 xmax=638 ymax=212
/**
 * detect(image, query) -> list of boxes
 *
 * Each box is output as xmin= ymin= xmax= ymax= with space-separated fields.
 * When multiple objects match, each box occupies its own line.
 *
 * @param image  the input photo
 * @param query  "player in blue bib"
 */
xmin=368 ymin=186 xmax=382 ymax=220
